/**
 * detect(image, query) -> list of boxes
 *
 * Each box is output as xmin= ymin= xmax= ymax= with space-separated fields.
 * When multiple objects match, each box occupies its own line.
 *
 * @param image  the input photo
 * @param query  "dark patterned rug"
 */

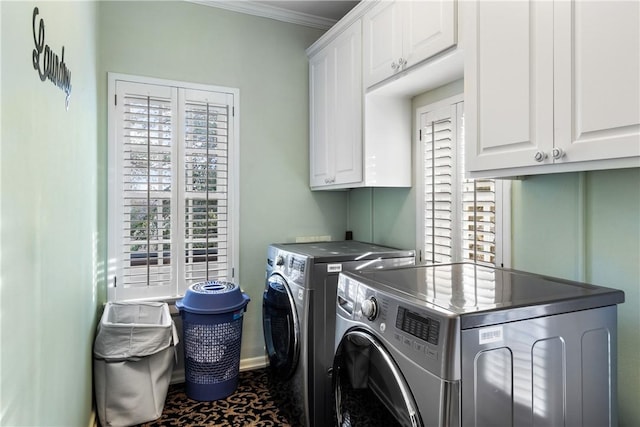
xmin=134 ymin=369 xmax=297 ymax=427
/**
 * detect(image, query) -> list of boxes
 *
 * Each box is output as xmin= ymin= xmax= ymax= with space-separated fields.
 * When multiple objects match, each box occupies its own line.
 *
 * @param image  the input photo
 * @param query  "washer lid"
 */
xmin=346 ymin=263 xmax=625 ymax=329
xmin=270 ymin=240 xmax=415 ymax=262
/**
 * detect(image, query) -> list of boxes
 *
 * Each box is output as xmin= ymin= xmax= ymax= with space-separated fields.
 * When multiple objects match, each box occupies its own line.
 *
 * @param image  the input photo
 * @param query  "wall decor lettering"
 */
xmin=32 ymin=7 xmax=72 ymax=110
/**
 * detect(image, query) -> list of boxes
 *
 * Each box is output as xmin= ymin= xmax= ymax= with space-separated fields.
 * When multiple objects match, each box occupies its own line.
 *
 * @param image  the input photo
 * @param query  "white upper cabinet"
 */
xmin=309 ymin=19 xmax=363 ymax=189
xmin=363 ymin=0 xmax=457 ymax=89
xmin=554 ymin=1 xmax=640 ymax=164
xmin=464 ymin=0 xmax=640 ymax=178
xmin=363 ymin=1 xmax=402 ymax=88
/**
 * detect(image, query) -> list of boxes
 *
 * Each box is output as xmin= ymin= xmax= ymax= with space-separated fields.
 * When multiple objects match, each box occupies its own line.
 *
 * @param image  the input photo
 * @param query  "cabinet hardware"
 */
xmin=324 ymin=177 xmax=336 ymax=184
xmin=552 ymin=147 xmax=565 ymax=160
xmin=534 ymin=151 xmax=547 ymax=162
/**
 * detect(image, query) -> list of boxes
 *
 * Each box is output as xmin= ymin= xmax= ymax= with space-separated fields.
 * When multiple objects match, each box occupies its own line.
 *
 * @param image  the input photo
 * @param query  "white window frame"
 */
xmin=415 ymin=95 xmax=511 ymax=268
xmin=107 ymin=73 xmax=240 ymax=301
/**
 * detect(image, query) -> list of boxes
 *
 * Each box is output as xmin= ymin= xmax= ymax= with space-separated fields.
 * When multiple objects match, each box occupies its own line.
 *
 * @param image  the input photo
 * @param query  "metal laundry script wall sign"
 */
xmin=32 ymin=7 xmax=72 ymax=110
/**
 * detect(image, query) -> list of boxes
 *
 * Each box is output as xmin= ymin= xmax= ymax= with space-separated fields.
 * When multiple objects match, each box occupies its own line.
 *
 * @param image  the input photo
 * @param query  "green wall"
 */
xmin=96 ymin=1 xmax=347 ymax=361
xmin=512 ymin=169 xmax=640 ymax=426
xmin=0 ymin=1 xmax=99 ymax=425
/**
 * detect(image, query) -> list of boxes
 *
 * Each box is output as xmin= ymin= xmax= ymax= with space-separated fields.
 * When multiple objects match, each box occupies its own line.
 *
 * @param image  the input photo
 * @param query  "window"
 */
xmin=416 ymin=96 xmax=510 ymax=267
xmin=108 ymin=74 xmax=239 ymax=301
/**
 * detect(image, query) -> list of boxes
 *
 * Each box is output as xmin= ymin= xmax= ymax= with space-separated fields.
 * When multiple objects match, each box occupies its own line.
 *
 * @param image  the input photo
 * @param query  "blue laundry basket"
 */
xmin=176 ymin=281 xmax=250 ymax=401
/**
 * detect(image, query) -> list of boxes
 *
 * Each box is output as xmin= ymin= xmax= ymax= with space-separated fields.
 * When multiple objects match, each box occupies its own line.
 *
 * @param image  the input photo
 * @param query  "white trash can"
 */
xmin=93 ymin=302 xmax=179 ymax=427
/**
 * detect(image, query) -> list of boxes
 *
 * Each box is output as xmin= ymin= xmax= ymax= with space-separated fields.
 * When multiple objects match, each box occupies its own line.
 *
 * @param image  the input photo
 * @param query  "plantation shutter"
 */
xmin=114 ymin=81 xmax=177 ymax=300
xmin=421 ymin=101 xmax=498 ymax=266
xmin=180 ymin=89 xmax=232 ymax=286
xmin=423 ymin=104 xmax=460 ymax=264
xmin=109 ymin=77 xmax=237 ymax=301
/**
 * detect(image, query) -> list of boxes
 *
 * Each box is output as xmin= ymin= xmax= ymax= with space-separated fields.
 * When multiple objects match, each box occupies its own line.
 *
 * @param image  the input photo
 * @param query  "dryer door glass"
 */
xmin=333 ymin=330 xmax=423 ymax=427
xmin=262 ymin=273 xmax=299 ymax=379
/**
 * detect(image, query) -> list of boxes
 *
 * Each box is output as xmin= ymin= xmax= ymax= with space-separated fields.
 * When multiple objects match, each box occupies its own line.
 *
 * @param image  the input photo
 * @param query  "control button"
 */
xmin=403 ymin=337 xmax=412 ymax=347
xmin=427 ymin=331 xmax=439 ymax=345
xmin=413 ymin=341 xmax=424 ymax=352
xmin=394 ymin=332 xmax=403 ymax=342
xmin=361 ymin=297 xmax=378 ymax=320
xmin=379 ymin=322 xmax=386 ymax=333
xmin=426 ymin=347 xmax=438 ymax=360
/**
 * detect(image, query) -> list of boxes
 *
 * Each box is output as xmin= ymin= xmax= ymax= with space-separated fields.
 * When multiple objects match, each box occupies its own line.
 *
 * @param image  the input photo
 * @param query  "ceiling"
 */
xmin=190 ymin=0 xmax=361 ymax=29
xmin=260 ymin=1 xmax=360 ymax=21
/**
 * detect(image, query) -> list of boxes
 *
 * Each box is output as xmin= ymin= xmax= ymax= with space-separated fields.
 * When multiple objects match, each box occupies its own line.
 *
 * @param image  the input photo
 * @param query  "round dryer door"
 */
xmin=262 ymin=273 xmax=300 ymax=379
xmin=333 ymin=330 xmax=422 ymax=427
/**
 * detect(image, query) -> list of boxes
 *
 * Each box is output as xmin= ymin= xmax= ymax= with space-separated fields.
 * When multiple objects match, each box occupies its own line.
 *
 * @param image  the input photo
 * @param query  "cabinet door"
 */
xmin=309 ymin=20 xmax=363 ymax=189
xmin=554 ymin=0 xmax=640 ymax=163
xmin=363 ymin=0 xmax=402 ymax=88
xmin=333 ymin=20 xmax=363 ymax=186
xmin=402 ymin=0 xmax=456 ymax=69
xmin=309 ymin=50 xmax=332 ymax=187
xmin=464 ymin=0 xmax=555 ymax=173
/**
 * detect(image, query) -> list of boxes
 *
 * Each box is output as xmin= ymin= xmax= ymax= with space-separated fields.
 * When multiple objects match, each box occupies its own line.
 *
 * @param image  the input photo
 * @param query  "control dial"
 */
xmin=361 ymin=297 xmax=378 ymax=320
xmin=276 ymin=255 xmax=285 ymax=266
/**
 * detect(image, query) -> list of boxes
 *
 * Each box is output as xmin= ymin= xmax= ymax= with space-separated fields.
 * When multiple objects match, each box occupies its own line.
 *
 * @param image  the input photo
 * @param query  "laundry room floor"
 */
xmin=133 ymin=369 xmax=296 ymax=427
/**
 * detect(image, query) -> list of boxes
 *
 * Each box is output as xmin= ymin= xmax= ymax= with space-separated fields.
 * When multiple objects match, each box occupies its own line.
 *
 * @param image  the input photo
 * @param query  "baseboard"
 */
xmin=88 ymin=407 xmax=97 ymax=427
xmin=240 ymin=354 xmax=269 ymax=371
xmin=170 ymin=355 xmax=268 ymax=384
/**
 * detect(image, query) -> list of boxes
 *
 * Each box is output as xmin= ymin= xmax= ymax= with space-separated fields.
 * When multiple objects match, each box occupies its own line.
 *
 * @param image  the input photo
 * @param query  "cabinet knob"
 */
xmin=552 ymin=147 xmax=565 ymax=160
xmin=534 ymin=151 xmax=547 ymax=162
xmin=392 ymin=58 xmax=406 ymax=72
xmin=324 ymin=177 xmax=336 ymax=184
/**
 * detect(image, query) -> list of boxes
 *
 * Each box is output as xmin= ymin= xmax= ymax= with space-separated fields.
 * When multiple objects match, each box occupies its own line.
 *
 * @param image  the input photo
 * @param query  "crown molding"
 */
xmin=186 ymin=0 xmax=337 ymax=30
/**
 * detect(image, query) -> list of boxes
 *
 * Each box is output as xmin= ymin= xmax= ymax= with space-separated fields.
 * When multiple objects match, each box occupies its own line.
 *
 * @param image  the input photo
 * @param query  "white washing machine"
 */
xmin=333 ymin=262 xmax=624 ymax=427
xmin=262 ymin=241 xmax=415 ymax=426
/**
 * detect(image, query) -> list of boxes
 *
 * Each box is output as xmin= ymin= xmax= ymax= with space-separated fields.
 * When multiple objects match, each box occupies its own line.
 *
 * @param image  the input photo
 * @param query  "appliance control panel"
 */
xmin=396 ymin=306 xmax=440 ymax=346
xmin=267 ymin=249 xmax=308 ymax=287
xmin=338 ymin=272 xmax=458 ymax=379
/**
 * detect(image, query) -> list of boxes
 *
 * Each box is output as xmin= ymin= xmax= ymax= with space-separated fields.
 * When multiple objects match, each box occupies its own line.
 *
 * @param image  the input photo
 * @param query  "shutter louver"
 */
xmin=462 ymin=179 xmax=496 ymax=264
xmin=121 ymin=93 xmax=173 ymax=289
xmin=183 ymin=100 xmax=229 ymax=285
xmin=424 ymin=119 xmax=455 ymax=263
